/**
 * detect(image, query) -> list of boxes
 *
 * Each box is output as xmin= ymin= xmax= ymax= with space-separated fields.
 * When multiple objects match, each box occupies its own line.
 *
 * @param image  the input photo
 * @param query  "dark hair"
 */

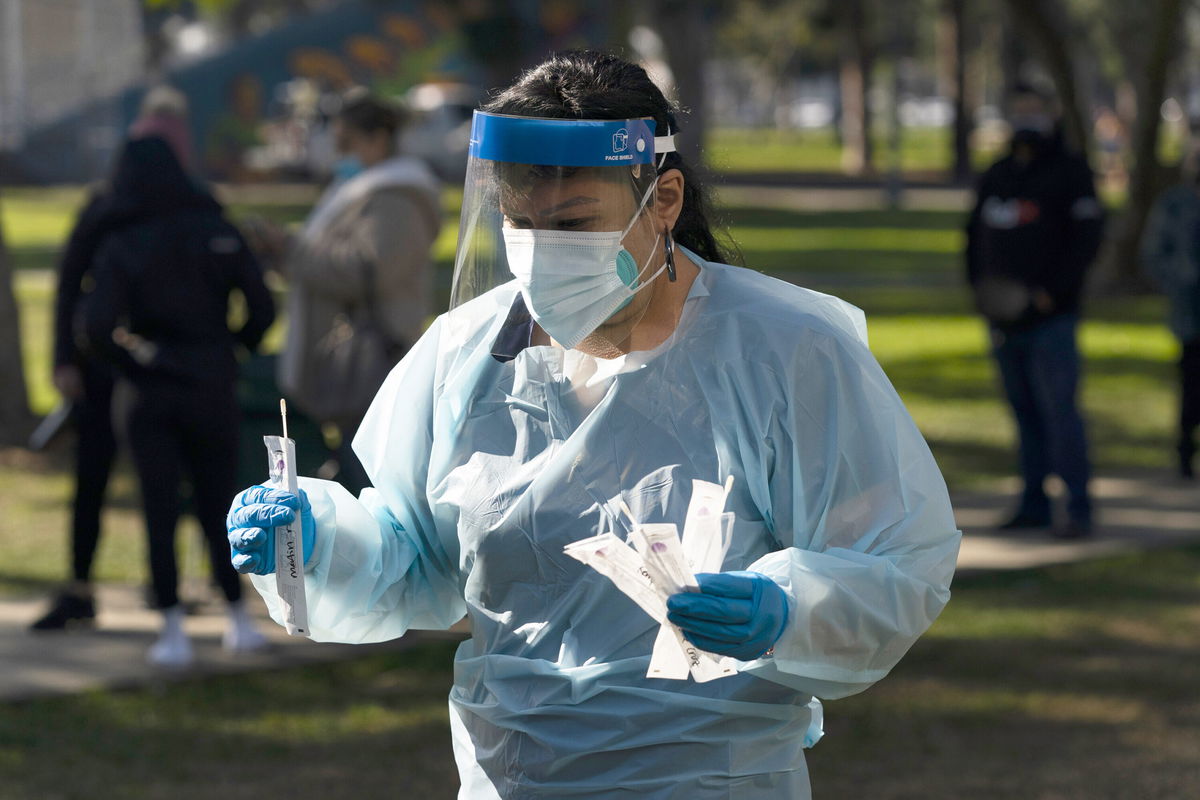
xmin=483 ymin=50 xmax=732 ymax=265
xmin=102 ymin=136 xmax=217 ymax=226
xmin=337 ymin=88 xmax=404 ymax=139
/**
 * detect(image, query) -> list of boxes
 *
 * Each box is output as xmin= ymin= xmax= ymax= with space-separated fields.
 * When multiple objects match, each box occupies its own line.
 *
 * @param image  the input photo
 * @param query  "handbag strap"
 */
xmin=355 ymin=254 xmax=406 ymax=357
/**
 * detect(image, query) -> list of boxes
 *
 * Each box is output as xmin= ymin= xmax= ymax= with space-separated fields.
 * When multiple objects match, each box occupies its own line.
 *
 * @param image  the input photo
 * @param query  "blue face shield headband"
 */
xmin=467 ymin=112 xmax=676 ymax=168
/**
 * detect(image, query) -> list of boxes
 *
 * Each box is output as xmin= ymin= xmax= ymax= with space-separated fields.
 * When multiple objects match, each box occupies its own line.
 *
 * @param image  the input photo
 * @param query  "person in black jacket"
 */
xmin=966 ymin=82 xmax=1105 ymax=539
xmin=26 ymin=194 xmax=120 ymax=631
xmin=84 ymin=137 xmax=276 ymax=667
xmin=30 ymin=87 xmax=195 ymax=631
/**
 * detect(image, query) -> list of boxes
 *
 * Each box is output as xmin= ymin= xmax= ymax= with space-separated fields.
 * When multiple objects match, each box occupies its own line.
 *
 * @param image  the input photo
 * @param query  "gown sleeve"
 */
xmin=738 ymin=322 xmax=961 ymax=699
xmin=250 ymin=317 xmax=467 ymax=643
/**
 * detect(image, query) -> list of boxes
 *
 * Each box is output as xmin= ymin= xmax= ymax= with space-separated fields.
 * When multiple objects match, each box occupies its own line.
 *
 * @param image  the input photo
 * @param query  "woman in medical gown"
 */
xmin=227 ymin=50 xmax=960 ymax=799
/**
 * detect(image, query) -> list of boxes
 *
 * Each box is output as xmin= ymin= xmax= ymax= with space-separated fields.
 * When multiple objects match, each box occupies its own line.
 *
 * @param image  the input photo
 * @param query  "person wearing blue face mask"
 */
xmin=249 ymin=89 xmax=442 ymax=493
xmin=227 ymin=51 xmax=960 ymax=798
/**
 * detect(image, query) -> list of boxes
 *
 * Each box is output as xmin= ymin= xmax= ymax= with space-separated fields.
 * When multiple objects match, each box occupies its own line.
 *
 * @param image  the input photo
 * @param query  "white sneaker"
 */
xmin=147 ymin=606 xmax=192 ymax=671
xmin=147 ymin=633 xmax=194 ymax=667
xmin=147 ymin=606 xmax=193 ymax=668
xmin=223 ymin=602 xmax=270 ymax=654
xmin=222 ymin=622 xmax=269 ymax=654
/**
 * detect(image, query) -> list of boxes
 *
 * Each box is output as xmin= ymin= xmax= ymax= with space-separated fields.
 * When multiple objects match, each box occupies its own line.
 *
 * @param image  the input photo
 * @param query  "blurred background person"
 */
xmin=82 ymin=136 xmax=275 ymax=667
xmin=1140 ymin=146 xmax=1200 ymax=478
xmin=29 ymin=86 xmax=194 ymax=632
xmin=249 ymin=89 xmax=441 ymax=494
xmin=965 ymin=82 xmax=1105 ymax=539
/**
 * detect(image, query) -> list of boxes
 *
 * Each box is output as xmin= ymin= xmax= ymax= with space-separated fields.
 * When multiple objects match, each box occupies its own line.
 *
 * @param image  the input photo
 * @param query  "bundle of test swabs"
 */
xmin=564 ymin=478 xmax=738 ymax=682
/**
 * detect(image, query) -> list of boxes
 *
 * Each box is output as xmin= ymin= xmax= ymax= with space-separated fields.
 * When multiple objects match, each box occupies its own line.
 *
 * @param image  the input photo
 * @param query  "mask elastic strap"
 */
xmin=623 ymin=230 xmax=668 ymax=298
xmin=621 ymin=178 xmax=660 ymax=240
xmin=620 ymin=152 xmax=672 ymax=289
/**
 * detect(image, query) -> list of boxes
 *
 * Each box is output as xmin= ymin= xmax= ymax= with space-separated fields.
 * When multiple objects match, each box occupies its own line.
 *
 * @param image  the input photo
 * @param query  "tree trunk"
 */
xmin=648 ymin=0 xmax=712 ymax=165
xmin=459 ymin=0 xmax=527 ymax=94
xmin=838 ymin=0 xmax=874 ymax=175
xmin=999 ymin=15 xmax=1026 ymax=102
xmin=1107 ymin=0 xmax=1186 ymax=285
xmin=0 ymin=191 xmax=34 ymax=446
xmin=1001 ymin=0 xmax=1090 ymax=155
xmin=939 ymin=0 xmax=972 ymax=181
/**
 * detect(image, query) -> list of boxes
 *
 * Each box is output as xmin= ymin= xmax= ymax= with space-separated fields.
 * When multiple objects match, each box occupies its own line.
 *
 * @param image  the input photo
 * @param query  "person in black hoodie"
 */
xmin=30 ymin=86 xmax=196 ymax=632
xmin=84 ymin=136 xmax=276 ymax=666
xmin=966 ymin=82 xmax=1105 ymax=539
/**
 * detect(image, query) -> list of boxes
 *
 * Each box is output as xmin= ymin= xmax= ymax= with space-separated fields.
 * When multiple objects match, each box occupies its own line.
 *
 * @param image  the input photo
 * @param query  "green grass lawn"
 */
xmin=0 ymin=182 xmax=1194 ymax=797
xmin=707 ymin=126 xmax=1003 ymax=176
xmin=3 ymin=188 xmax=1178 ymax=591
xmin=5 ymin=547 xmax=1198 ymax=799
xmin=706 ymin=123 xmax=1186 ymax=183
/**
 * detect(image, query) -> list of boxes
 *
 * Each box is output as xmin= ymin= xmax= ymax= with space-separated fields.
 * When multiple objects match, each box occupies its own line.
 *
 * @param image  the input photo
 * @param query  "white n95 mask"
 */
xmin=502 ymin=186 xmax=666 ymax=349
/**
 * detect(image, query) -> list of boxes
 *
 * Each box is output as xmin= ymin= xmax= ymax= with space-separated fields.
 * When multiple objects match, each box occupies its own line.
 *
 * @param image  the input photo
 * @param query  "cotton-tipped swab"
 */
xmin=618 ymin=500 xmax=638 ymax=530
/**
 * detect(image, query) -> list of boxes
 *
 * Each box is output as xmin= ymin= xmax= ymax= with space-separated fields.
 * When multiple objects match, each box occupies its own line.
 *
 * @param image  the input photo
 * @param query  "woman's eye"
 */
xmin=555 ymin=217 xmax=591 ymax=230
xmin=505 ymin=218 xmax=534 ymax=229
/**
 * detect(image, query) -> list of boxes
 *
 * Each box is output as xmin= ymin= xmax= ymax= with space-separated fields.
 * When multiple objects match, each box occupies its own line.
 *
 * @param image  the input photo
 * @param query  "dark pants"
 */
xmin=71 ymin=361 xmax=118 ymax=583
xmin=991 ymin=313 xmax=1092 ymax=523
xmin=113 ymin=379 xmax=243 ymax=609
xmin=1179 ymin=340 xmax=1200 ymax=458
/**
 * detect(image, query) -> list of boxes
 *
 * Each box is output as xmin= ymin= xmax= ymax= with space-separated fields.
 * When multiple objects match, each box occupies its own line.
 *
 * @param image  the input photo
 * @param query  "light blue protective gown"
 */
xmin=250 ymin=251 xmax=961 ymax=799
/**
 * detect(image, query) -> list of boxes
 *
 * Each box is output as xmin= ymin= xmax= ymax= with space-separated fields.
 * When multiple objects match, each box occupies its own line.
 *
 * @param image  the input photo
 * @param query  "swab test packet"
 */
xmin=264 ymin=434 xmax=308 ymax=636
xmin=565 ymin=479 xmax=739 ymax=682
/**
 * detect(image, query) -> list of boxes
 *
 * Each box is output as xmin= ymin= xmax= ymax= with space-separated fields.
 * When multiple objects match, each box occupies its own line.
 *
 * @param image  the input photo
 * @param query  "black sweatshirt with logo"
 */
xmin=965 ymin=133 xmax=1105 ymax=329
xmin=82 ymin=137 xmax=275 ymax=387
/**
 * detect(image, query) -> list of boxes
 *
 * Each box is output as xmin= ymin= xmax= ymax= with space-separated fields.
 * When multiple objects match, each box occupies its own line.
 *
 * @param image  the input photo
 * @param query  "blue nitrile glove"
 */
xmin=226 ymin=485 xmax=316 ymax=576
xmin=666 ymin=571 xmax=790 ymax=661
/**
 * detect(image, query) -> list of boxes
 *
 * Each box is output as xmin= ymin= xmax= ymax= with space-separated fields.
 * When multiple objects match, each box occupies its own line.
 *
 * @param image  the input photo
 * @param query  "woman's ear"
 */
xmin=654 ymin=168 xmax=685 ymax=232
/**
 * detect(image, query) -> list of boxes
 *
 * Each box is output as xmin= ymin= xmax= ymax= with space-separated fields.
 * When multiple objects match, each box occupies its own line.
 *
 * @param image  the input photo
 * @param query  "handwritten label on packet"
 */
xmin=264 ymin=434 xmax=308 ymax=636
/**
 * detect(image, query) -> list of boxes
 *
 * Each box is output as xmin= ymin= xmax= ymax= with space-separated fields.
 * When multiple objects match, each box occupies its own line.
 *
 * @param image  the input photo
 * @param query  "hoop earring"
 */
xmin=664 ymin=228 xmax=677 ymax=282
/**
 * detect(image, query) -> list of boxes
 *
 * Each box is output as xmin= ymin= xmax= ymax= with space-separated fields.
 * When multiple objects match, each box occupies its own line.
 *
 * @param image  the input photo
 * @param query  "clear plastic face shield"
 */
xmin=449 ymin=112 xmax=676 ymax=350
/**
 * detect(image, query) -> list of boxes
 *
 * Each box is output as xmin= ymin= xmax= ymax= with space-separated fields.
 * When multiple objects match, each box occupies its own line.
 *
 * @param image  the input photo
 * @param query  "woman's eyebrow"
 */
xmin=538 ymin=196 xmax=600 ymax=216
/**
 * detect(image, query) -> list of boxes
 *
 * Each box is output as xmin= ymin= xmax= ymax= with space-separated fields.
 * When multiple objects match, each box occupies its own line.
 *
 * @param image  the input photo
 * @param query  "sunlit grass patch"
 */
xmin=9 ymin=195 xmax=1181 ymax=492
xmin=707 ymin=126 xmax=990 ymax=175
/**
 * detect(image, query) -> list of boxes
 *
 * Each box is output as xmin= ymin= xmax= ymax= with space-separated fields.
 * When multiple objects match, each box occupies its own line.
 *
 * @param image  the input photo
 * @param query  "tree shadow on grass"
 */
xmin=921 ymin=438 xmax=1015 ymax=487
xmin=721 ymin=207 xmax=968 ymax=232
xmin=9 ymin=244 xmax=57 ymax=272
xmin=745 ymin=249 xmax=961 ymax=280
xmin=812 ymin=547 xmax=1200 ymax=799
xmin=0 ymin=570 xmax=59 ymax=595
xmin=6 ymin=641 xmax=464 ymax=799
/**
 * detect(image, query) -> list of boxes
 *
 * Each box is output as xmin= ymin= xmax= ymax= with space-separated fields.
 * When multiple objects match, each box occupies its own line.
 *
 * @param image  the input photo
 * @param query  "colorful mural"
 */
xmin=143 ymin=0 xmax=605 ymax=181
xmin=7 ymin=0 xmax=606 ymax=183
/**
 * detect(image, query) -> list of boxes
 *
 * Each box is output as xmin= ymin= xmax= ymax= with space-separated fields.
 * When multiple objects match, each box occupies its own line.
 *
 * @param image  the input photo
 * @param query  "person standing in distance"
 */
xmin=84 ymin=137 xmax=276 ymax=667
xmin=1140 ymin=145 xmax=1200 ymax=478
xmin=250 ymin=89 xmax=441 ymax=494
xmin=966 ymin=82 xmax=1105 ymax=538
xmin=30 ymin=86 xmax=195 ymax=631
